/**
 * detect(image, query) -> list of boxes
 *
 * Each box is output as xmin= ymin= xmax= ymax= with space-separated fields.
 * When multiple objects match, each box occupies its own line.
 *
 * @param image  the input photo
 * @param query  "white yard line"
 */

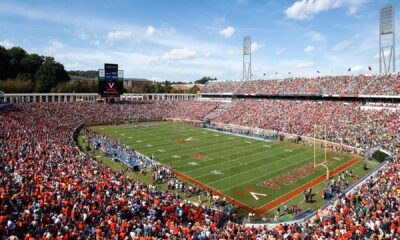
xmin=205 ymin=149 xmax=323 ymax=186
xmin=219 ymin=152 xmax=325 ymax=192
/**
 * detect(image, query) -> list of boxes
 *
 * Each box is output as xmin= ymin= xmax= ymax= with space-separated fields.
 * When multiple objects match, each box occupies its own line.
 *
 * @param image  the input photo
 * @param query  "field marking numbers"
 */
xmin=263 ymin=145 xmax=271 ymax=148
xmin=158 ymin=149 xmax=166 ymax=152
xmin=214 ymin=134 xmax=220 ymax=137
xmin=333 ymin=157 xmax=343 ymax=161
xmin=120 ymin=133 xmax=125 ymax=136
xmin=285 ymin=149 xmax=293 ymax=152
xmin=211 ymin=170 xmax=223 ymax=175
xmin=219 ymin=151 xmax=326 ymax=191
xmin=128 ymin=137 xmax=133 ymax=139
xmin=146 ymin=144 xmax=153 ymax=147
xmin=136 ymin=140 xmax=142 ymax=143
xmin=188 ymin=162 xmax=200 ymax=166
xmin=172 ymin=155 xmax=181 ymax=159
xmin=250 ymin=192 xmax=267 ymax=201
xmin=184 ymin=143 xmax=290 ymax=174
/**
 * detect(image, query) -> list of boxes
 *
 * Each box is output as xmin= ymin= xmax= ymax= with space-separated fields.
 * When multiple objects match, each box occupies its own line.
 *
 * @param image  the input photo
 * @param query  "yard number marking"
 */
xmin=211 ymin=170 xmax=223 ymax=175
xmin=250 ymin=192 xmax=267 ymax=201
xmin=188 ymin=162 xmax=200 ymax=166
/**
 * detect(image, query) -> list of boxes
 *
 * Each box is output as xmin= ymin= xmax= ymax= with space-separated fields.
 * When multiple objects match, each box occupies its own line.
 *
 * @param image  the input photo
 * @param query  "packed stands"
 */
xmin=0 ymin=94 xmax=399 ymax=238
xmin=200 ymin=74 xmax=400 ymax=96
xmin=201 ymin=80 xmax=242 ymax=94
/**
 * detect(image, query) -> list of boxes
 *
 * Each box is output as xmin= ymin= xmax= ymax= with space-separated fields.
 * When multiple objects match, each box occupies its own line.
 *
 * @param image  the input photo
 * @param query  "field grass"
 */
xmin=90 ymin=121 xmax=378 ymax=216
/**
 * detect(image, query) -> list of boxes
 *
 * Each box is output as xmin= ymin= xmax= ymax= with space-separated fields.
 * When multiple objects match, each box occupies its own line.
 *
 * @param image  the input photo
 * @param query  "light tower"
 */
xmin=379 ymin=4 xmax=395 ymax=73
xmin=243 ymin=36 xmax=252 ymax=80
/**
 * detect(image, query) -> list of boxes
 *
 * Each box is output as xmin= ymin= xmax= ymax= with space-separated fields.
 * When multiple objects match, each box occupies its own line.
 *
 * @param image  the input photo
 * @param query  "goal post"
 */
xmin=314 ymin=124 xmax=329 ymax=179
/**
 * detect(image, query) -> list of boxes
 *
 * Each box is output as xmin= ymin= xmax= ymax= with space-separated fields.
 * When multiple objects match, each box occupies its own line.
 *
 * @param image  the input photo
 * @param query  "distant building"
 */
xmin=123 ymin=78 xmax=152 ymax=88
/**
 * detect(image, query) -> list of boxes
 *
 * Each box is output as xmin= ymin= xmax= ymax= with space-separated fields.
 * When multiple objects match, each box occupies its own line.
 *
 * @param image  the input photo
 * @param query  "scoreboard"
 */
xmin=98 ymin=63 xmax=124 ymax=97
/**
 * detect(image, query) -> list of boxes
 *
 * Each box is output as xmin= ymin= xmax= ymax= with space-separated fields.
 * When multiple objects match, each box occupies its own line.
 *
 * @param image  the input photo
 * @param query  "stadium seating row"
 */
xmin=0 ymin=100 xmax=399 ymax=238
xmin=201 ymin=74 xmax=400 ymax=96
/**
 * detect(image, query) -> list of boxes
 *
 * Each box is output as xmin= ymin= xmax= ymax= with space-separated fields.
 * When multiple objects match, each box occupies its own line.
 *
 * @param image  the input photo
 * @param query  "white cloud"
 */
xmin=251 ymin=42 xmax=262 ymax=53
xmin=51 ymin=40 xmax=64 ymax=48
xmin=204 ymin=52 xmax=211 ymax=57
xmin=285 ymin=0 xmax=367 ymax=20
xmin=44 ymin=40 xmax=65 ymax=58
xmin=333 ymin=40 xmax=351 ymax=51
xmin=64 ymin=62 xmax=85 ymax=69
xmin=151 ymin=48 xmax=197 ymax=65
xmin=0 ymin=39 xmax=15 ymax=48
xmin=305 ymin=31 xmax=326 ymax=41
xmin=227 ymin=48 xmax=240 ymax=56
xmin=304 ymin=45 xmax=315 ymax=53
xmin=219 ymin=26 xmax=235 ymax=38
xmin=90 ymin=40 xmax=100 ymax=46
xmin=296 ymin=61 xmax=315 ymax=69
xmin=146 ymin=26 xmax=156 ymax=37
xmin=78 ymin=31 xmax=89 ymax=40
xmin=107 ymin=31 xmax=132 ymax=42
xmin=351 ymin=65 xmax=364 ymax=72
xmin=275 ymin=48 xmax=285 ymax=55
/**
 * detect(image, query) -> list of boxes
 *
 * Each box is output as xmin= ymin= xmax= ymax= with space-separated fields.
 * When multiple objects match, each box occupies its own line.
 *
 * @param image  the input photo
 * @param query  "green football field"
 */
xmin=91 ymin=122 xmax=361 ymax=212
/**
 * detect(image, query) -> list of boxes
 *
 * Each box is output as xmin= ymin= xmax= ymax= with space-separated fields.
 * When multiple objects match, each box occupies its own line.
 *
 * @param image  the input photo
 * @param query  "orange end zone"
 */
xmin=254 ymin=157 xmax=361 ymax=216
xmin=171 ymin=156 xmax=362 ymax=217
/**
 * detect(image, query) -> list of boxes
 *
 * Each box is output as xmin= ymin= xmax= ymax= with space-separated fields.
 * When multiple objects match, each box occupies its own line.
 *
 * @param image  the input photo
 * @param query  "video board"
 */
xmin=98 ymin=63 xmax=123 ymax=97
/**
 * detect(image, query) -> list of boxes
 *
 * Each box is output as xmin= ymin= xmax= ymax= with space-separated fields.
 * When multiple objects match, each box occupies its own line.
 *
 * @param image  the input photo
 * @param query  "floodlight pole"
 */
xmin=379 ymin=4 xmax=396 ymax=73
xmin=243 ymin=36 xmax=252 ymax=81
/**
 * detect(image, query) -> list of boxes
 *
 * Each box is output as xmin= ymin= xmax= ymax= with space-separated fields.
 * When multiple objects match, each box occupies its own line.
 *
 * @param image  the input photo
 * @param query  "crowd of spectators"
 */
xmin=200 ymin=74 xmax=400 ymax=96
xmin=0 ymin=98 xmax=399 ymax=239
xmin=201 ymin=81 xmax=242 ymax=94
xmin=213 ymin=99 xmax=399 ymax=155
xmin=82 ymin=128 xmax=160 ymax=171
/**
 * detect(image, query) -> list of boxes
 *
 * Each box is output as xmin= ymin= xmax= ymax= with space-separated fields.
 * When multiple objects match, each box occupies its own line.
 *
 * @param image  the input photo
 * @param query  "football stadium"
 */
xmin=1 ymin=1 xmax=400 ymax=239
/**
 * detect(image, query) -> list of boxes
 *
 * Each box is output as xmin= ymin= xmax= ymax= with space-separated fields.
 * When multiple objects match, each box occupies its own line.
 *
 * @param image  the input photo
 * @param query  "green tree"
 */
xmin=0 ymin=46 xmax=10 ymax=80
xmin=154 ymin=82 xmax=165 ymax=93
xmin=16 ymin=73 xmax=33 ymax=82
xmin=7 ymin=47 xmax=28 ymax=79
xmin=20 ymin=54 xmax=44 ymax=80
xmin=35 ymin=57 xmax=70 ymax=92
xmin=194 ymin=76 xmax=217 ymax=84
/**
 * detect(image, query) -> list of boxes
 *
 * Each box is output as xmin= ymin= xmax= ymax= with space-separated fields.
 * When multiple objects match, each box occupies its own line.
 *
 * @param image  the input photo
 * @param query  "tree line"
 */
xmin=0 ymin=44 xmax=217 ymax=93
xmin=0 ymin=45 xmax=71 ymax=92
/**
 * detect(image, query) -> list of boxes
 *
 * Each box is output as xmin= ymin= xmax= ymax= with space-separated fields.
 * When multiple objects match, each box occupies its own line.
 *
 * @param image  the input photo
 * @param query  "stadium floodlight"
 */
xmin=379 ymin=4 xmax=395 ymax=73
xmin=243 ymin=36 xmax=252 ymax=81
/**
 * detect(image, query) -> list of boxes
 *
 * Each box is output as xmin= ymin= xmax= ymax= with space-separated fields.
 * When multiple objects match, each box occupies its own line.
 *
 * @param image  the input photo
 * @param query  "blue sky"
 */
xmin=0 ymin=0 xmax=398 ymax=82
